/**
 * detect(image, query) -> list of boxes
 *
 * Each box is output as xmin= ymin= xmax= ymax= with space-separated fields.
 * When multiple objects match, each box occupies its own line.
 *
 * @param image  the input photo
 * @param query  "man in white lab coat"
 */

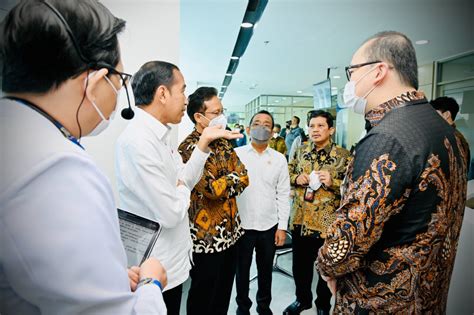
xmin=115 ymin=61 xmax=242 ymax=315
xmin=0 ymin=1 xmax=168 ymax=314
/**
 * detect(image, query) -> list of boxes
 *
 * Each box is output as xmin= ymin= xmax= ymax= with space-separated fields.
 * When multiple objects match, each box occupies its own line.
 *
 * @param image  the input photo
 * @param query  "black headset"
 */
xmin=42 ymin=0 xmax=134 ymax=120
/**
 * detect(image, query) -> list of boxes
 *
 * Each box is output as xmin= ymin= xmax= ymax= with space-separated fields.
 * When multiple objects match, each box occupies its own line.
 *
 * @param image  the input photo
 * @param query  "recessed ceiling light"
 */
xmin=225 ymin=73 xmax=232 ymax=76
xmin=222 ymin=86 xmax=227 ymax=88
xmin=332 ymin=75 xmax=341 ymax=79
xmin=296 ymin=90 xmax=303 ymax=94
xmin=331 ymin=87 xmax=337 ymax=90
xmin=415 ymin=39 xmax=429 ymax=45
xmin=231 ymin=56 xmax=239 ymax=60
xmin=241 ymin=22 xmax=253 ymax=28
xmin=275 ymin=100 xmax=280 ymax=103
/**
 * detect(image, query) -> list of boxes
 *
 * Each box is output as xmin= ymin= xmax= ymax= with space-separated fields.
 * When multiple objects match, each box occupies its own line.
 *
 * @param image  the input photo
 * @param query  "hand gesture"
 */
xmin=315 ymin=170 xmax=332 ymax=187
xmin=296 ymin=173 xmax=310 ymax=186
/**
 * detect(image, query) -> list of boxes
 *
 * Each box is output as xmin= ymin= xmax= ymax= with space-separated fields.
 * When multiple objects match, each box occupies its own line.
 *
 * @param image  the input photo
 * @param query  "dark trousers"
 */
xmin=186 ymin=244 xmax=237 ymax=315
xmin=162 ymin=284 xmax=182 ymax=315
xmin=236 ymin=225 xmax=277 ymax=315
xmin=292 ymin=225 xmax=332 ymax=311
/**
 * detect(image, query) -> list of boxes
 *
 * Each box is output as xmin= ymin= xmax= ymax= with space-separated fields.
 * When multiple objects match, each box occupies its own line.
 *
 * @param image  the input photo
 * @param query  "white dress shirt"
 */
xmin=115 ymin=107 xmax=208 ymax=291
xmin=235 ymin=144 xmax=291 ymax=231
xmin=0 ymin=99 xmax=165 ymax=314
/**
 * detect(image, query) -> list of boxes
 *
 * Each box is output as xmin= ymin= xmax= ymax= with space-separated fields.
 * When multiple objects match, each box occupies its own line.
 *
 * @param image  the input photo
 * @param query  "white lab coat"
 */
xmin=0 ymin=99 xmax=165 ymax=314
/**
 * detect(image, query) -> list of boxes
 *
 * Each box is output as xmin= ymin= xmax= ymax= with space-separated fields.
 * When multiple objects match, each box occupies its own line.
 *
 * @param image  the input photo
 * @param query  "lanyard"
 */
xmin=5 ymin=97 xmax=84 ymax=150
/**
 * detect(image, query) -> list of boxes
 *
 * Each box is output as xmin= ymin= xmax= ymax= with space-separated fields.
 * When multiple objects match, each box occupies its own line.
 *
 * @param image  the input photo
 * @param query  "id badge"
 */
xmin=304 ymin=186 xmax=315 ymax=202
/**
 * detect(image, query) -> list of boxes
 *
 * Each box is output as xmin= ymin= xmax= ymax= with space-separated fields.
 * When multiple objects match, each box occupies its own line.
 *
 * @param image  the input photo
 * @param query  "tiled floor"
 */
xmin=179 ymin=251 xmax=333 ymax=315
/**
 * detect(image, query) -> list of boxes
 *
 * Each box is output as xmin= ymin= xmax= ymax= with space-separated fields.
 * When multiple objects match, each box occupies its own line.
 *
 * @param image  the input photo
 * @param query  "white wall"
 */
xmin=81 ymin=0 xmax=180 ymax=202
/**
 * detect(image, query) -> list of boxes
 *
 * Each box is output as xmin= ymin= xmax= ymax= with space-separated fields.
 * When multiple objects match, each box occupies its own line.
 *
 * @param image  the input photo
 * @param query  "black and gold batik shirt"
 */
xmin=317 ymin=91 xmax=470 ymax=314
xmin=178 ymin=130 xmax=249 ymax=253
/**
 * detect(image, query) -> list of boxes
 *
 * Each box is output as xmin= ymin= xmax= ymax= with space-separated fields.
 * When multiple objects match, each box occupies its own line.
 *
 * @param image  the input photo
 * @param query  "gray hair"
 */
xmin=364 ymin=31 xmax=418 ymax=89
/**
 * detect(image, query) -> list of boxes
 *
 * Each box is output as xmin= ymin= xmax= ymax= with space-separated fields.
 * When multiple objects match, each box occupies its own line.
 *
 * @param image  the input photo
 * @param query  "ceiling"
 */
xmin=180 ymin=0 xmax=474 ymax=112
xmin=2 ymin=0 xmax=473 ymax=112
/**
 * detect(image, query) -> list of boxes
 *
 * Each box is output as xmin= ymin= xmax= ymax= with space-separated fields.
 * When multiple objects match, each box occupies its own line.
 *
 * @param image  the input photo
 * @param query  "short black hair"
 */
xmin=131 ymin=61 xmax=179 ymax=106
xmin=1 ymin=0 xmax=126 ymax=93
xmin=431 ymin=96 xmax=460 ymax=121
xmin=293 ymin=116 xmax=300 ymax=125
xmin=364 ymin=31 xmax=418 ymax=89
xmin=307 ymin=110 xmax=334 ymax=128
xmin=187 ymin=87 xmax=218 ymax=124
xmin=274 ymin=123 xmax=281 ymax=129
xmin=249 ymin=110 xmax=274 ymax=129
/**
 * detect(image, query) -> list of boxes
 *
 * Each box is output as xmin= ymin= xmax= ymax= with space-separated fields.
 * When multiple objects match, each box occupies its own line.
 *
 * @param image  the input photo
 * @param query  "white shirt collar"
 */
xmin=246 ymin=142 xmax=271 ymax=155
xmin=135 ymin=107 xmax=171 ymax=141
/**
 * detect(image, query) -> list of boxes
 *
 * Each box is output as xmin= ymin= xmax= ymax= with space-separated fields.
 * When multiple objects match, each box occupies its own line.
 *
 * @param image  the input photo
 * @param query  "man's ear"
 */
xmin=154 ymin=85 xmax=168 ymax=104
xmin=84 ymin=68 xmax=108 ymax=102
xmin=442 ymin=111 xmax=452 ymax=122
xmin=246 ymin=126 xmax=250 ymax=135
xmin=329 ymin=126 xmax=335 ymax=136
xmin=194 ymin=112 xmax=203 ymax=125
xmin=373 ymin=62 xmax=389 ymax=85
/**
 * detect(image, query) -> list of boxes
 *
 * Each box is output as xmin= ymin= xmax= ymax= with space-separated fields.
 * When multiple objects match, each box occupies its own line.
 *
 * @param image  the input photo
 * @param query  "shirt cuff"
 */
xmin=191 ymin=147 xmax=210 ymax=164
xmin=278 ymin=221 xmax=288 ymax=230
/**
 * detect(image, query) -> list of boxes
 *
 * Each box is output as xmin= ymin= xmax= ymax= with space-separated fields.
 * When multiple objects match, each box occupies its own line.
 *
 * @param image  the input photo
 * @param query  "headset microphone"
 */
xmin=121 ymin=106 xmax=134 ymax=120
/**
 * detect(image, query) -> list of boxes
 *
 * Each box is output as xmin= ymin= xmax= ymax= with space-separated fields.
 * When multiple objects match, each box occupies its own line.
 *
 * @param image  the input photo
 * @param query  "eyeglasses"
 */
xmin=200 ymin=109 xmax=224 ymax=117
xmin=345 ymin=60 xmax=381 ymax=81
xmin=105 ymin=67 xmax=132 ymax=87
xmin=97 ymin=65 xmax=133 ymax=112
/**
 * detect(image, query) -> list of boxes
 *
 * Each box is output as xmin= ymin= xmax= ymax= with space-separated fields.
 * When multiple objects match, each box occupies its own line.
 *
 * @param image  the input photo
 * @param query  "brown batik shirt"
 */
xmin=317 ymin=91 xmax=470 ymax=314
xmin=288 ymin=141 xmax=351 ymax=238
xmin=178 ymin=129 xmax=249 ymax=253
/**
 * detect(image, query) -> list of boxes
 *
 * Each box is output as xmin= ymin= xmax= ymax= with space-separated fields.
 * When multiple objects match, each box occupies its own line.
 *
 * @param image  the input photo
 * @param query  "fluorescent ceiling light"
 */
xmin=241 ymin=22 xmax=253 ymax=28
xmin=415 ymin=39 xmax=429 ymax=45
xmin=332 ymin=75 xmax=341 ymax=79
xmin=231 ymin=56 xmax=239 ymax=60
xmin=225 ymin=73 xmax=232 ymax=76
xmin=222 ymin=86 xmax=227 ymax=88
xmin=296 ymin=90 xmax=303 ymax=94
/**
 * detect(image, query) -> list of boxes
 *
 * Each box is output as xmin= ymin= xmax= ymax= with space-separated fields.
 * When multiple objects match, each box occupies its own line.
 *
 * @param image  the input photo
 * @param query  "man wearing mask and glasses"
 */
xmin=178 ymin=86 xmax=249 ymax=315
xmin=0 ymin=0 xmax=168 ymax=314
xmin=317 ymin=31 xmax=469 ymax=313
xmin=234 ymin=110 xmax=291 ymax=315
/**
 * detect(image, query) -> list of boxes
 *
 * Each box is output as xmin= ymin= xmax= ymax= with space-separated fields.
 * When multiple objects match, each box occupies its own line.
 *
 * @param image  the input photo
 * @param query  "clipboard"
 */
xmin=117 ymin=209 xmax=161 ymax=267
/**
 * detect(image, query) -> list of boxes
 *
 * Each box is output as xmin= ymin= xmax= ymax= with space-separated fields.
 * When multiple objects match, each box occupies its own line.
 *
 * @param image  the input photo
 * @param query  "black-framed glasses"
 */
xmin=96 ymin=65 xmax=133 ymax=112
xmin=104 ymin=67 xmax=133 ymax=87
xmin=345 ymin=60 xmax=381 ymax=81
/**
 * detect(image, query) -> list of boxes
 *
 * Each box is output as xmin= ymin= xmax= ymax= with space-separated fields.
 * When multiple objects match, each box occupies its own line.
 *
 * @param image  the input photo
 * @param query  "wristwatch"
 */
xmin=137 ymin=277 xmax=162 ymax=291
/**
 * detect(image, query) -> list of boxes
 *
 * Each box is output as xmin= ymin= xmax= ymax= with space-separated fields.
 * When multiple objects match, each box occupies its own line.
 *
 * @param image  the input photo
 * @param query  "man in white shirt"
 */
xmin=0 ymin=1 xmax=168 ymax=314
xmin=235 ymin=110 xmax=291 ymax=315
xmin=115 ymin=61 xmax=241 ymax=315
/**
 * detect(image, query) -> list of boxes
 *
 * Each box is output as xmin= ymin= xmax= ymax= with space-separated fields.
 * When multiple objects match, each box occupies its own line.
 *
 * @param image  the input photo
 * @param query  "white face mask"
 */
xmin=342 ymin=66 xmax=378 ymax=115
xmin=273 ymin=132 xmax=279 ymax=138
xmin=200 ymin=113 xmax=227 ymax=129
xmin=86 ymin=74 xmax=119 ymax=137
